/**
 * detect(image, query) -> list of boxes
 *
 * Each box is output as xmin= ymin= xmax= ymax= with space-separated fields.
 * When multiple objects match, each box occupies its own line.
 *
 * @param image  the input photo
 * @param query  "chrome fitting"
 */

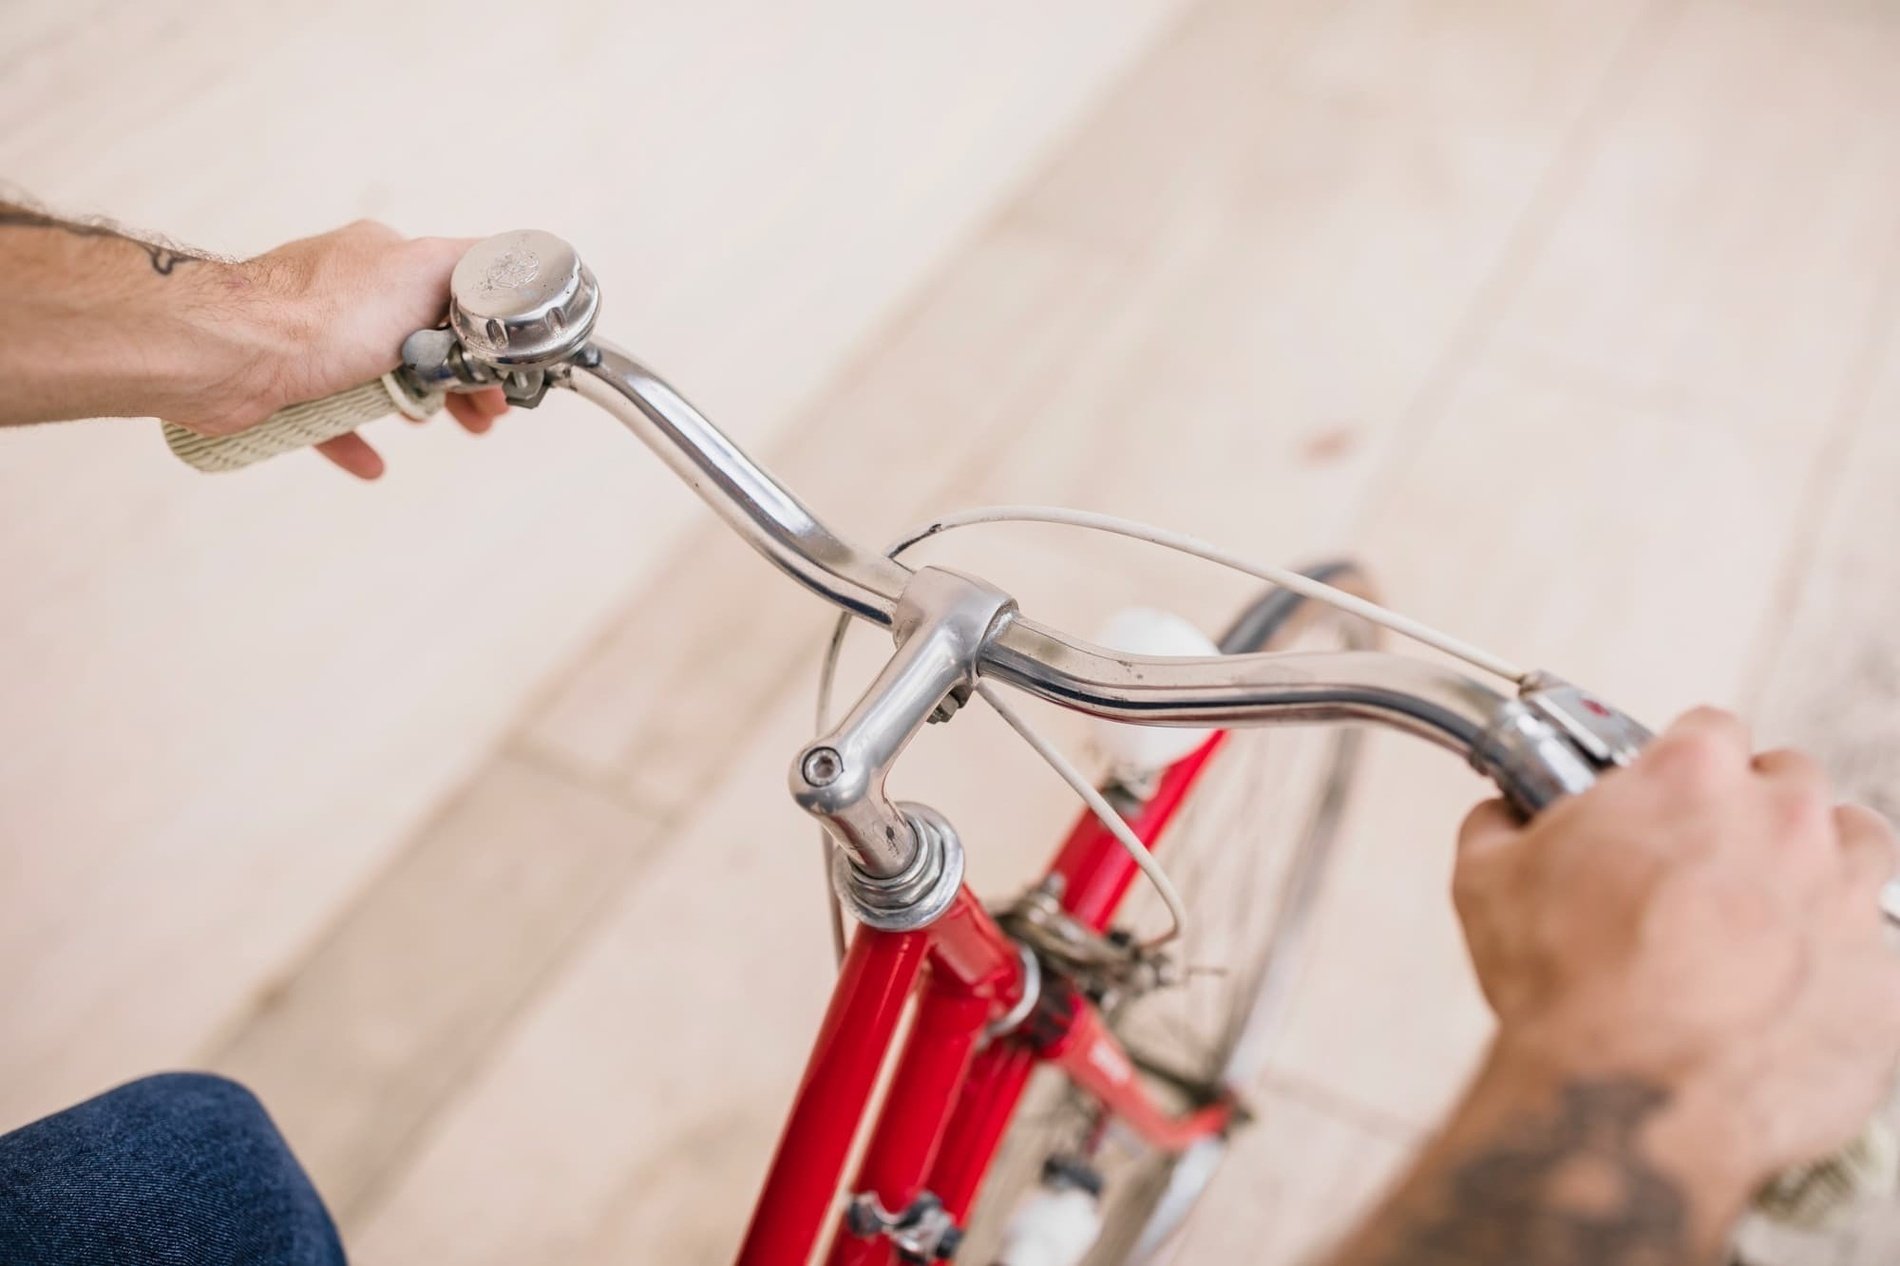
xmin=791 ymin=567 xmax=1014 ymax=878
xmin=1471 ymin=675 xmax=1655 ymax=815
xmin=832 ymin=803 xmax=966 ymax=932
xmin=984 ymin=943 xmax=1042 ymax=1040
xmin=1468 ymin=700 xmax=1599 ymax=815
xmin=1518 ymin=671 xmax=1652 ymax=768
xmin=843 ymin=1189 xmax=963 ymax=1262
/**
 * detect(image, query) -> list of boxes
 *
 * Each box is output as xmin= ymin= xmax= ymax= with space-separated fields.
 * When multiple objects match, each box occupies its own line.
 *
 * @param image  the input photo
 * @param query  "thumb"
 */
xmin=1457 ymin=797 xmax=1520 ymax=859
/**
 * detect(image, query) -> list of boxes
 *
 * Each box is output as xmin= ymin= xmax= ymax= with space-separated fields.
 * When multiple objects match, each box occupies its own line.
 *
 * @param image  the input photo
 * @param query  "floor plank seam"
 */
xmin=1256 ymin=1066 xmax=1424 ymax=1144
xmin=181 ymin=741 xmax=616 ymax=1067
xmin=322 ymin=819 xmax=689 ymax=1230
xmin=1738 ymin=222 xmax=1900 ymax=715
xmin=498 ymin=734 xmax=674 ymax=820
xmin=497 ymin=0 xmax=1204 ymax=789
xmin=1352 ymin=0 xmax=1685 ymax=522
xmin=606 ymin=637 xmax=821 ymax=792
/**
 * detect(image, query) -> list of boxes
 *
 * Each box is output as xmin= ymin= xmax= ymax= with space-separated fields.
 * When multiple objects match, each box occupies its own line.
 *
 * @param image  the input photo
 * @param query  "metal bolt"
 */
xmin=928 ymin=684 xmax=972 ymax=725
xmin=801 ymin=746 xmax=844 ymax=787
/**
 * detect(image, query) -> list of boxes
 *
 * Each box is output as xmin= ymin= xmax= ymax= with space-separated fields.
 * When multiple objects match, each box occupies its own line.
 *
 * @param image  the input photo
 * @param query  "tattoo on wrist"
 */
xmin=0 ymin=203 xmax=207 ymax=276
xmin=1395 ymin=1079 xmax=1692 ymax=1265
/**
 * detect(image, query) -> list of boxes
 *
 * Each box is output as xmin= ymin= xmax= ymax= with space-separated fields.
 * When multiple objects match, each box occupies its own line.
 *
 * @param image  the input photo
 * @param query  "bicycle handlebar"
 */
xmin=571 ymin=345 xmax=911 ymax=625
xmin=159 ymin=230 xmax=1637 ymax=816
xmin=569 ymin=338 xmax=1632 ymax=815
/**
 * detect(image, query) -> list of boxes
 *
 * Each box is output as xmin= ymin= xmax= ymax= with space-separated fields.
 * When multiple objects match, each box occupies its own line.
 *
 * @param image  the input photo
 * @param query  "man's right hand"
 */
xmin=1455 ymin=707 xmax=1900 ymax=1183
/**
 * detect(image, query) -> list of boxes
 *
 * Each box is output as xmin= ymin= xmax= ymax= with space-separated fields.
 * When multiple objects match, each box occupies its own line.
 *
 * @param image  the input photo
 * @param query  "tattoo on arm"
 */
xmin=0 ymin=203 xmax=207 ymax=276
xmin=1395 ymin=1079 xmax=1693 ymax=1266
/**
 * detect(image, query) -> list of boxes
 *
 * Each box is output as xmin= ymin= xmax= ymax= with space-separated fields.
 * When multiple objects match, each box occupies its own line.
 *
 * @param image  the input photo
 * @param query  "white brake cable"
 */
xmin=816 ymin=504 xmax=1528 ymax=963
xmin=973 ymin=679 xmax=1189 ymax=950
xmin=898 ymin=505 xmax=1528 ymax=683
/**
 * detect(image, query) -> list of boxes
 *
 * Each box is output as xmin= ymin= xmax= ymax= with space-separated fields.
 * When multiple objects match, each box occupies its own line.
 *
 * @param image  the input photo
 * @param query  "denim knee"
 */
xmin=0 ymin=1071 xmax=345 ymax=1265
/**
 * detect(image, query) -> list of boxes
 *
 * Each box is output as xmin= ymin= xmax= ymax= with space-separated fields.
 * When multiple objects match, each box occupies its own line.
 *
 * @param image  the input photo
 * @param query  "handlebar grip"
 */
xmin=1754 ymin=1121 xmax=1899 ymax=1230
xmin=161 ymin=375 xmax=439 ymax=473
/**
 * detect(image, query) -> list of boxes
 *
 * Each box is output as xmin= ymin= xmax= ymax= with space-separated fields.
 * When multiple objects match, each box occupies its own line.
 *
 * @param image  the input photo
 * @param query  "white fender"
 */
xmin=1087 ymin=608 xmax=1220 ymax=781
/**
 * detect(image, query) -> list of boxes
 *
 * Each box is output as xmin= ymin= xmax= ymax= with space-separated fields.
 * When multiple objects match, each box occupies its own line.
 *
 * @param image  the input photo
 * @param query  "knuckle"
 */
xmin=1644 ymin=731 xmax=1733 ymax=793
xmin=1450 ymin=860 xmax=1499 ymax=917
xmin=1677 ymin=705 xmax=1739 ymax=730
xmin=1841 ymin=802 xmax=1897 ymax=843
xmin=339 ymin=218 xmax=400 ymax=246
xmin=1771 ymin=777 xmax=1832 ymax=835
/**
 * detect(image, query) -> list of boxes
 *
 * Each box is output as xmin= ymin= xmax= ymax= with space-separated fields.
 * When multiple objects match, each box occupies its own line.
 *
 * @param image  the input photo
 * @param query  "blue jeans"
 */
xmin=0 ymin=1073 xmax=345 ymax=1265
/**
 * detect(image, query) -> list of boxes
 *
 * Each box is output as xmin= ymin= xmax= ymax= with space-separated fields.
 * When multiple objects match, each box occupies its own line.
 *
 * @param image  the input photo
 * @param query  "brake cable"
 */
xmin=815 ymin=504 xmax=1529 ymax=965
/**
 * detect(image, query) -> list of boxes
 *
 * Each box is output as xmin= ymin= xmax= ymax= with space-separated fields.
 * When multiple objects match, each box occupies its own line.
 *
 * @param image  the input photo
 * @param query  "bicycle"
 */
xmin=162 ymin=231 xmax=1885 ymax=1265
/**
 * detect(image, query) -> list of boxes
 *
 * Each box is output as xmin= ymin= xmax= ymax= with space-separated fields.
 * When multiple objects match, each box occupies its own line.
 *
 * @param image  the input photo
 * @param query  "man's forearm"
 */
xmin=1324 ymin=1039 xmax=1757 ymax=1266
xmin=0 ymin=202 xmax=291 ymax=429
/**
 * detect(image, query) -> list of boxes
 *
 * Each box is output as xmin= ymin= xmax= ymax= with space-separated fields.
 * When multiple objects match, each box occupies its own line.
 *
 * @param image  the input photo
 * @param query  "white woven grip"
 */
xmin=162 ymin=376 xmax=435 ymax=473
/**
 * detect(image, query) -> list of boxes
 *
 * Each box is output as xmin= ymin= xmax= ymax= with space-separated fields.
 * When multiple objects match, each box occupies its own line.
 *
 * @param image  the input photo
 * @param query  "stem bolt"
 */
xmin=801 ymin=746 xmax=844 ymax=787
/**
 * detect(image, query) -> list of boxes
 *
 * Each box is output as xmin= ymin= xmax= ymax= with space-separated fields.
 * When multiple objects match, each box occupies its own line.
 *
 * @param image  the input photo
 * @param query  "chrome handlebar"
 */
xmin=982 ymin=620 xmax=1610 ymax=812
xmin=164 ymin=227 xmax=1649 ymax=899
xmin=571 ymin=344 xmax=910 ymax=625
xmin=565 ymin=337 xmax=1642 ymax=826
xmin=289 ymin=230 xmax=1642 ymax=867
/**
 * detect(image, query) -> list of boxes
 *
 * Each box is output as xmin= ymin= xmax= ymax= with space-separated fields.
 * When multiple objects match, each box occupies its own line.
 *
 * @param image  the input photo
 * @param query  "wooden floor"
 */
xmin=18 ymin=0 xmax=1900 ymax=1260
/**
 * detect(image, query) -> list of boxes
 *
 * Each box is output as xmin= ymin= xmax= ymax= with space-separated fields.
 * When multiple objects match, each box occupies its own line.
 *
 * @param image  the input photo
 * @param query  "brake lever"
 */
xmin=1477 ymin=673 xmax=1650 ymax=819
xmin=1519 ymin=672 xmax=1652 ymax=768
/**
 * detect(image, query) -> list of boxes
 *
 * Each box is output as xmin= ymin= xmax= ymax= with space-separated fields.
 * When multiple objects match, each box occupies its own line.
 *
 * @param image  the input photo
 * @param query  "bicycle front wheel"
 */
xmin=963 ymin=561 xmax=1376 ymax=1265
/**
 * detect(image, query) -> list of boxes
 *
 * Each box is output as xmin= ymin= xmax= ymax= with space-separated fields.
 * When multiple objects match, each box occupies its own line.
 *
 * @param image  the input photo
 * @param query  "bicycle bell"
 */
xmin=445 ymin=229 xmax=600 ymax=404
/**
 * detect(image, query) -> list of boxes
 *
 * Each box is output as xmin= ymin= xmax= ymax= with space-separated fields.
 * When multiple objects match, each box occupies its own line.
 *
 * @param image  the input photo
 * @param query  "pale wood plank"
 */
xmin=1487 ymin=0 xmax=1900 ymax=426
xmin=201 ymin=755 xmax=666 ymax=1216
xmin=1269 ymin=0 xmax=1900 ymax=1130
xmin=349 ymin=691 xmax=844 ymax=1263
xmin=1729 ymin=252 xmax=1900 ymax=1266
xmin=974 ymin=0 xmax=1655 ymax=549
xmin=0 ymin=0 xmax=1188 ymax=1128
xmin=1169 ymin=1085 xmax=1412 ymax=1264
xmin=1754 ymin=319 xmax=1900 ymax=807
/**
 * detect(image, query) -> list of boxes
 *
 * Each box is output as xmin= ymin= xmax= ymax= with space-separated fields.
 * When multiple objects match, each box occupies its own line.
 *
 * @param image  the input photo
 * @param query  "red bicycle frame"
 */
xmin=737 ymin=732 xmax=1234 ymax=1265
